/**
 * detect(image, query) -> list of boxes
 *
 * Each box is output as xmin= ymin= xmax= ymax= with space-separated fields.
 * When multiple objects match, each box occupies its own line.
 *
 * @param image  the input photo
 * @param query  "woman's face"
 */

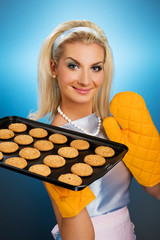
xmin=52 ymin=42 xmax=105 ymax=108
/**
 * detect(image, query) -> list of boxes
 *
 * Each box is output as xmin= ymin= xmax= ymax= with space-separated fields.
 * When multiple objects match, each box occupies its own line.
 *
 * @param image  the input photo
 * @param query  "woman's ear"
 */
xmin=50 ymin=60 xmax=57 ymax=76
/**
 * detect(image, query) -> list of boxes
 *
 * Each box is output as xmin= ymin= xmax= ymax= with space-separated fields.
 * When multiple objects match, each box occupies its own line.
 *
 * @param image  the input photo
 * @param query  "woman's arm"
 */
xmin=44 ymin=182 xmax=95 ymax=240
xmin=142 ymin=182 xmax=160 ymax=200
xmin=61 ymin=208 xmax=95 ymax=240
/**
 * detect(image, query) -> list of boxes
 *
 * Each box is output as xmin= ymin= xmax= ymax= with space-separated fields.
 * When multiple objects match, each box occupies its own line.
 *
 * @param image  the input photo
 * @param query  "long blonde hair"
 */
xmin=29 ymin=20 xmax=114 ymax=121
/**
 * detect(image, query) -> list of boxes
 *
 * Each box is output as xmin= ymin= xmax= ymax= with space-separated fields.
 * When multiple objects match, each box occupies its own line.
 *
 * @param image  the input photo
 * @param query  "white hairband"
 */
xmin=52 ymin=26 xmax=101 ymax=57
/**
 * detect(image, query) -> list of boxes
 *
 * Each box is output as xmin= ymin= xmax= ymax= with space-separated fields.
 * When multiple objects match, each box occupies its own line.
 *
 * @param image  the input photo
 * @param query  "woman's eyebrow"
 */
xmin=66 ymin=57 xmax=104 ymax=65
xmin=92 ymin=61 xmax=104 ymax=65
xmin=65 ymin=57 xmax=80 ymax=65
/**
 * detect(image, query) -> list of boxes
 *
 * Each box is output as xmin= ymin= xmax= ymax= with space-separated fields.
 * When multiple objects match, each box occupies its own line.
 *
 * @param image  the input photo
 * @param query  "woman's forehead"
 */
xmin=61 ymin=42 xmax=105 ymax=62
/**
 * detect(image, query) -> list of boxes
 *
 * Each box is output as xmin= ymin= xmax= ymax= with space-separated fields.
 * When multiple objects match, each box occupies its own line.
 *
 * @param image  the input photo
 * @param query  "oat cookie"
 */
xmin=58 ymin=147 xmax=79 ymax=158
xmin=5 ymin=157 xmax=27 ymax=169
xmin=58 ymin=173 xmax=82 ymax=186
xmin=95 ymin=146 xmax=115 ymax=157
xmin=19 ymin=147 xmax=40 ymax=160
xmin=84 ymin=154 xmax=106 ymax=166
xmin=34 ymin=140 xmax=54 ymax=151
xmin=49 ymin=133 xmax=68 ymax=144
xmin=29 ymin=164 xmax=51 ymax=176
xmin=8 ymin=123 xmax=27 ymax=132
xmin=14 ymin=135 xmax=33 ymax=145
xmin=70 ymin=139 xmax=90 ymax=150
xmin=0 ymin=129 xmax=15 ymax=139
xmin=0 ymin=152 xmax=3 ymax=160
xmin=43 ymin=155 xmax=66 ymax=168
xmin=0 ymin=142 xmax=19 ymax=153
xmin=71 ymin=163 xmax=93 ymax=177
xmin=29 ymin=128 xmax=48 ymax=138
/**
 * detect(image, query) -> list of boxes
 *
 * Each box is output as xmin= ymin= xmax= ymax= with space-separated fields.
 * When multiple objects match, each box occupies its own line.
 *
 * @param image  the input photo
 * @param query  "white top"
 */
xmin=60 ymin=113 xmax=132 ymax=217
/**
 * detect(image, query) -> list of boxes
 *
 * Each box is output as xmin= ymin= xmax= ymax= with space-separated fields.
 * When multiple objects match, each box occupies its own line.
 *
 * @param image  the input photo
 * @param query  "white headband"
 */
xmin=52 ymin=26 xmax=101 ymax=57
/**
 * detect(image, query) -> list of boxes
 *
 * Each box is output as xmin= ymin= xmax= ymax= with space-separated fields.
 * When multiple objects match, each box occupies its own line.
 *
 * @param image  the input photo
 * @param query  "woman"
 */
xmin=29 ymin=20 xmax=160 ymax=240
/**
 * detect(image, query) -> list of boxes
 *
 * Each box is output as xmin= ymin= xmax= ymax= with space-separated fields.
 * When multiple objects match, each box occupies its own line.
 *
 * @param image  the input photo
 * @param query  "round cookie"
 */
xmin=29 ymin=128 xmax=48 ymax=138
xmin=0 ymin=152 xmax=3 ymax=160
xmin=5 ymin=157 xmax=27 ymax=169
xmin=34 ymin=140 xmax=54 ymax=151
xmin=29 ymin=164 xmax=51 ymax=176
xmin=0 ymin=142 xmax=19 ymax=153
xmin=58 ymin=147 xmax=79 ymax=158
xmin=71 ymin=163 xmax=93 ymax=177
xmin=84 ymin=154 xmax=106 ymax=166
xmin=70 ymin=139 xmax=90 ymax=150
xmin=14 ymin=135 xmax=33 ymax=145
xmin=49 ymin=133 xmax=67 ymax=144
xmin=8 ymin=123 xmax=27 ymax=132
xmin=43 ymin=155 xmax=66 ymax=168
xmin=0 ymin=129 xmax=15 ymax=139
xmin=19 ymin=147 xmax=40 ymax=160
xmin=95 ymin=146 xmax=115 ymax=157
xmin=58 ymin=173 xmax=82 ymax=186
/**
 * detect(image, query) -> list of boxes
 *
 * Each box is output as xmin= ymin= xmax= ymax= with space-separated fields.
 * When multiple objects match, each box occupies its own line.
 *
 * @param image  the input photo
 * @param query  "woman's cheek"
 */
xmin=95 ymin=74 xmax=104 ymax=87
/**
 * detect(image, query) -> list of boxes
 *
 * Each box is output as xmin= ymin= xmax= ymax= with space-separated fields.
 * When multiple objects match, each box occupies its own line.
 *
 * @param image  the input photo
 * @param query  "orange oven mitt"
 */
xmin=103 ymin=91 xmax=160 ymax=187
xmin=44 ymin=182 xmax=95 ymax=218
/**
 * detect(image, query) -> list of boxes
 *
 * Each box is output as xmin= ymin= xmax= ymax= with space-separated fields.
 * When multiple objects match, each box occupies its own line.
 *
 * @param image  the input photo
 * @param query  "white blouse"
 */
xmin=60 ymin=113 xmax=132 ymax=218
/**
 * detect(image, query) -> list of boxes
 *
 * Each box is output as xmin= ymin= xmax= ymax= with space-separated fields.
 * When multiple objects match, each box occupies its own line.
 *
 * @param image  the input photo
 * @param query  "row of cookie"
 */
xmin=0 ymin=123 xmax=68 ymax=144
xmin=0 ymin=152 xmax=114 ymax=187
xmin=0 ymin=154 xmax=94 ymax=186
xmin=0 ymin=123 xmax=50 ymax=137
xmin=1 ymin=127 xmax=89 ymax=150
xmin=0 ymin=152 xmax=91 ymax=186
xmin=0 ymin=122 xmax=67 ymax=142
xmin=0 ymin=152 xmax=82 ymax=187
xmin=0 ymin=127 xmax=89 ymax=151
xmin=1 ymin=124 xmax=116 ymax=157
xmin=1 ymin=150 xmax=82 ymax=186
xmin=0 ymin=126 xmax=66 ymax=144
xmin=0 ymin=134 xmax=115 ymax=159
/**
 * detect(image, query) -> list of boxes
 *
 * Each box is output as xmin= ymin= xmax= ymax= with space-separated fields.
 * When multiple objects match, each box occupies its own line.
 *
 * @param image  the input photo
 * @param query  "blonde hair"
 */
xmin=29 ymin=20 xmax=114 ymax=121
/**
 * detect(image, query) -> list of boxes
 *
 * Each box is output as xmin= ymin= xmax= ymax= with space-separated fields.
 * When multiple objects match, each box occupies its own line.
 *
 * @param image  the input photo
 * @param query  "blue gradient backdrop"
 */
xmin=0 ymin=1 xmax=160 ymax=239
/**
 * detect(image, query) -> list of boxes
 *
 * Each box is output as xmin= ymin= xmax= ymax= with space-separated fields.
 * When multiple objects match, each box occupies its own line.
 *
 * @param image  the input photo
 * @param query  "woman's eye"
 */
xmin=92 ymin=66 xmax=102 ymax=72
xmin=67 ymin=63 xmax=79 ymax=69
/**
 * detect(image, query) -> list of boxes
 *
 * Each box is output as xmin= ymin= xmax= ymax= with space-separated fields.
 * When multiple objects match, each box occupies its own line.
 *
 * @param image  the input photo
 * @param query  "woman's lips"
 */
xmin=72 ymin=87 xmax=92 ymax=94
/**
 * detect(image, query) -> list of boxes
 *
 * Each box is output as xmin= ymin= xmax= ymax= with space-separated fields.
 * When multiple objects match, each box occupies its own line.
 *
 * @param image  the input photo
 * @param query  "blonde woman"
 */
xmin=29 ymin=20 xmax=160 ymax=240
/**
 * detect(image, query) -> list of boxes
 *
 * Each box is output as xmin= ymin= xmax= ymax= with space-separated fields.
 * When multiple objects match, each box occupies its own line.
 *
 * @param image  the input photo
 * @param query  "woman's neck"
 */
xmin=63 ymin=103 xmax=92 ymax=119
xmin=51 ymin=102 xmax=93 ymax=127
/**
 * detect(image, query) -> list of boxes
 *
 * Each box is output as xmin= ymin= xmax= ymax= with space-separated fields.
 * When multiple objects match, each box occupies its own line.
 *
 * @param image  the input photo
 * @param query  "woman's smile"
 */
xmin=72 ymin=86 xmax=93 ymax=95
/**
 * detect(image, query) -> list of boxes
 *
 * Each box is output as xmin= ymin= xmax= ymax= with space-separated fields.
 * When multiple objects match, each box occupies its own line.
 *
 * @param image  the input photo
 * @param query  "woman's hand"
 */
xmin=103 ymin=91 xmax=160 ymax=191
xmin=44 ymin=181 xmax=95 ymax=218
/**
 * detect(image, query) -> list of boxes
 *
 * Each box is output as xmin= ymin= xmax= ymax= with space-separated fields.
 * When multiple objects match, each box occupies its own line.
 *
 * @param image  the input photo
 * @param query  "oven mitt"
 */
xmin=103 ymin=91 xmax=160 ymax=187
xmin=44 ymin=182 xmax=95 ymax=218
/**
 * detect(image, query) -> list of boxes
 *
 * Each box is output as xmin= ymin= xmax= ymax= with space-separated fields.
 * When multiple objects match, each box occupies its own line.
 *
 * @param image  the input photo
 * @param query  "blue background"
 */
xmin=0 ymin=0 xmax=160 ymax=239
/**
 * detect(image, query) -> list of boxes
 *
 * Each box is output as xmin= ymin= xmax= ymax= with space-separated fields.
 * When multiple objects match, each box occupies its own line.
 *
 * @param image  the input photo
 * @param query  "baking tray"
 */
xmin=0 ymin=116 xmax=128 ymax=191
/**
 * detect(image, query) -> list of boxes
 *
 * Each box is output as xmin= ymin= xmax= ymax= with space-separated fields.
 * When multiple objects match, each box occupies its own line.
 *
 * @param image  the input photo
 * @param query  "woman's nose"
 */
xmin=77 ymin=69 xmax=91 ymax=86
